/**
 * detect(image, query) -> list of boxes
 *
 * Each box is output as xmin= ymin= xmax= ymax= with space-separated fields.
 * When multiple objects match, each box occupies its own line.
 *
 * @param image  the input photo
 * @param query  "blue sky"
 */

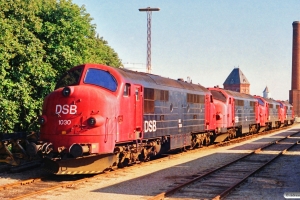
xmin=72 ymin=0 xmax=300 ymax=101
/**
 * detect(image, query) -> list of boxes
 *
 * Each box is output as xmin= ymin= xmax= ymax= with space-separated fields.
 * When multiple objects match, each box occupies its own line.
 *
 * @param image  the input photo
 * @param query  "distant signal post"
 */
xmin=139 ymin=7 xmax=160 ymax=73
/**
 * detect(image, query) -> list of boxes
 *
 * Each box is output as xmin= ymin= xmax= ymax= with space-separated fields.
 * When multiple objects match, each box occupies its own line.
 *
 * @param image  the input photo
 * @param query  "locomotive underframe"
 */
xmin=4 ymin=120 xmax=294 ymax=174
xmin=41 ymin=130 xmax=215 ymax=174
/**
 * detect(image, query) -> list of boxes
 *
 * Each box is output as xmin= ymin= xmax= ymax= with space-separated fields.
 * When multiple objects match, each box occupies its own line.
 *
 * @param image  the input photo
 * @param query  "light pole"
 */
xmin=139 ymin=7 xmax=160 ymax=73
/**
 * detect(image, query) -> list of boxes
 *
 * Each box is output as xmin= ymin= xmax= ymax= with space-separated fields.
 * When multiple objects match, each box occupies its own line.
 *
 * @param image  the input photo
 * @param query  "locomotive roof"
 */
xmin=224 ymin=89 xmax=256 ymax=100
xmin=115 ymin=67 xmax=209 ymax=93
xmin=261 ymin=97 xmax=280 ymax=105
xmin=210 ymin=90 xmax=227 ymax=102
xmin=280 ymin=100 xmax=293 ymax=107
xmin=210 ymin=87 xmax=256 ymax=101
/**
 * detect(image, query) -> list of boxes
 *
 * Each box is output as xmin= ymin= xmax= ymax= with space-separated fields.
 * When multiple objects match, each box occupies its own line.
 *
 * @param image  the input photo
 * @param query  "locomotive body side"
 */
xmin=117 ymin=81 xmax=144 ymax=142
xmin=208 ymin=87 xmax=235 ymax=142
xmin=209 ymin=87 xmax=260 ymax=137
xmin=263 ymin=98 xmax=282 ymax=128
xmin=279 ymin=101 xmax=295 ymax=125
xmin=254 ymin=96 xmax=270 ymax=131
xmin=254 ymin=96 xmax=287 ymax=129
xmin=116 ymin=68 xmax=216 ymax=149
xmin=277 ymin=101 xmax=287 ymax=127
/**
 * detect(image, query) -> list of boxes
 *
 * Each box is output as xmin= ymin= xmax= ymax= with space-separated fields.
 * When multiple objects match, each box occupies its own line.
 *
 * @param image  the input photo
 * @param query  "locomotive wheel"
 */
xmin=117 ymin=158 xmax=130 ymax=168
xmin=138 ymin=149 xmax=149 ymax=161
xmin=205 ymin=136 xmax=210 ymax=146
xmin=227 ymin=134 xmax=232 ymax=141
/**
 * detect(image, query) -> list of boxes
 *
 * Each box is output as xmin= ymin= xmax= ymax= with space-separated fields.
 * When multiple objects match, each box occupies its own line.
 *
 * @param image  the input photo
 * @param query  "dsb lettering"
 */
xmin=56 ymin=104 xmax=77 ymax=115
xmin=144 ymin=120 xmax=157 ymax=132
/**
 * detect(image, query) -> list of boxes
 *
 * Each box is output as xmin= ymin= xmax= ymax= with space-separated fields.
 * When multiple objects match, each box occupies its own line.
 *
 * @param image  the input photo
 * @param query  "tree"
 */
xmin=0 ymin=0 xmax=122 ymax=132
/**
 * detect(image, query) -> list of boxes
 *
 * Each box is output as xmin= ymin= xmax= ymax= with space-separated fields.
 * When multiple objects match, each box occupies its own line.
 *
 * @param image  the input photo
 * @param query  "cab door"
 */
xmin=134 ymin=85 xmax=143 ymax=139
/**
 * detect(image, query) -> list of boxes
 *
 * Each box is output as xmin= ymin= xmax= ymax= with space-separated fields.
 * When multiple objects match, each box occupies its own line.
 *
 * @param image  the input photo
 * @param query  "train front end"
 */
xmin=29 ymin=64 xmax=121 ymax=174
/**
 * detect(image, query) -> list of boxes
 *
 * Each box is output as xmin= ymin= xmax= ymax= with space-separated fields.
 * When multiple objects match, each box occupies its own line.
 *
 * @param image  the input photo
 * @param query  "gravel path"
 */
xmin=1 ymin=124 xmax=300 ymax=200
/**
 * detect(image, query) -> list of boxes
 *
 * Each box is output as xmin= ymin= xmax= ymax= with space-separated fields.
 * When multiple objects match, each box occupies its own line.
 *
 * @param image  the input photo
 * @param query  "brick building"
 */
xmin=290 ymin=21 xmax=300 ymax=117
xmin=223 ymin=68 xmax=250 ymax=94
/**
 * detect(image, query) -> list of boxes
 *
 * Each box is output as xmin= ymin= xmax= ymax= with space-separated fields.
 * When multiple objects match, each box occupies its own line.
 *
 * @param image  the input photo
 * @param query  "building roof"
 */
xmin=263 ymin=86 xmax=269 ymax=93
xmin=223 ymin=68 xmax=250 ymax=85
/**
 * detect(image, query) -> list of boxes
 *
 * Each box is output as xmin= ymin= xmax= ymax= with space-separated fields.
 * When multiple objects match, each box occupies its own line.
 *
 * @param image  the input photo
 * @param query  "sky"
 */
xmin=72 ymin=0 xmax=300 ymax=101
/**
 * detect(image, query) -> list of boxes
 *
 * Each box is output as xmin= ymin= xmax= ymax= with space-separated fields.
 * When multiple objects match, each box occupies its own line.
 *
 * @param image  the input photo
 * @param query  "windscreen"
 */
xmin=55 ymin=67 xmax=83 ymax=89
xmin=257 ymin=98 xmax=264 ymax=106
xmin=210 ymin=90 xmax=227 ymax=103
xmin=84 ymin=68 xmax=118 ymax=91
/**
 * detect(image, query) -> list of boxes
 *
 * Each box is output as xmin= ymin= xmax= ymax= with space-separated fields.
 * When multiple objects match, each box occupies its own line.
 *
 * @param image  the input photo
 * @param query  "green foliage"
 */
xmin=0 ymin=0 xmax=122 ymax=132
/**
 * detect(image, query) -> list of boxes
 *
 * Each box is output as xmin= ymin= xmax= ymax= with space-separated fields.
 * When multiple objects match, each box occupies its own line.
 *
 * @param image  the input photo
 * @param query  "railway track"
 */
xmin=0 ymin=126 xmax=294 ymax=199
xmin=150 ymin=129 xmax=300 ymax=200
xmin=0 ymin=126 xmax=287 ymax=175
xmin=0 ymin=174 xmax=94 ymax=200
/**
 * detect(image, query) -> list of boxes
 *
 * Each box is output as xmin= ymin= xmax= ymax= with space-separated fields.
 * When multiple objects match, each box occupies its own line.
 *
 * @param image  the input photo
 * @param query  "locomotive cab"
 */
xmin=36 ymin=65 xmax=122 ymax=160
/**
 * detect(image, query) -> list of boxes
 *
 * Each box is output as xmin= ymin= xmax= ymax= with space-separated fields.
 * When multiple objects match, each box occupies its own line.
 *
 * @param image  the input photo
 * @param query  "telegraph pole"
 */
xmin=139 ymin=7 xmax=160 ymax=73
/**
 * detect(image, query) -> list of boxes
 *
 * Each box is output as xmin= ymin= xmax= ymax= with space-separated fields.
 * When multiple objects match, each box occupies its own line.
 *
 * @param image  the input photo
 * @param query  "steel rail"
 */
xmin=0 ymin=173 xmax=105 ymax=200
xmin=9 ymin=177 xmax=91 ymax=200
xmin=0 ymin=178 xmax=43 ymax=191
xmin=149 ymin=129 xmax=300 ymax=200
xmin=0 ymin=126 xmax=294 ymax=199
xmin=212 ymin=139 xmax=299 ymax=200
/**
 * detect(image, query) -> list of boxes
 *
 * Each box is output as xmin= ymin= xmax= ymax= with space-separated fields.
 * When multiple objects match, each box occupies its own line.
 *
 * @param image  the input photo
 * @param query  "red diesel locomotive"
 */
xmin=29 ymin=63 xmax=294 ymax=174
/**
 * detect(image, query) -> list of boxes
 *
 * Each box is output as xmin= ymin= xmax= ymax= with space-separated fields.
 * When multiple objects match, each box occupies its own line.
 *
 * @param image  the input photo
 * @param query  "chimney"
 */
xmin=289 ymin=21 xmax=300 ymax=117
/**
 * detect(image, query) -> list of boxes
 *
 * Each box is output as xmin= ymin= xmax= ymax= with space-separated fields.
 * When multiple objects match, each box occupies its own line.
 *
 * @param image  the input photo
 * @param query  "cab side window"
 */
xmin=123 ymin=83 xmax=130 ymax=96
xmin=135 ymin=88 xmax=140 ymax=101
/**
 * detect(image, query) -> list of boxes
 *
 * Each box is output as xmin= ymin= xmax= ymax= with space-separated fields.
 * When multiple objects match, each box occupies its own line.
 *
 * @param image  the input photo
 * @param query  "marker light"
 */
xmin=62 ymin=87 xmax=71 ymax=96
xmin=38 ymin=115 xmax=47 ymax=125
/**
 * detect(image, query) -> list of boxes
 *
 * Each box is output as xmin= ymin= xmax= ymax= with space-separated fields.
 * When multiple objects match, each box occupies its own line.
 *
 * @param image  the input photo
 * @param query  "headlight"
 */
xmin=87 ymin=115 xmax=106 ymax=127
xmin=87 ymin=117 xmax=96 ymax=126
